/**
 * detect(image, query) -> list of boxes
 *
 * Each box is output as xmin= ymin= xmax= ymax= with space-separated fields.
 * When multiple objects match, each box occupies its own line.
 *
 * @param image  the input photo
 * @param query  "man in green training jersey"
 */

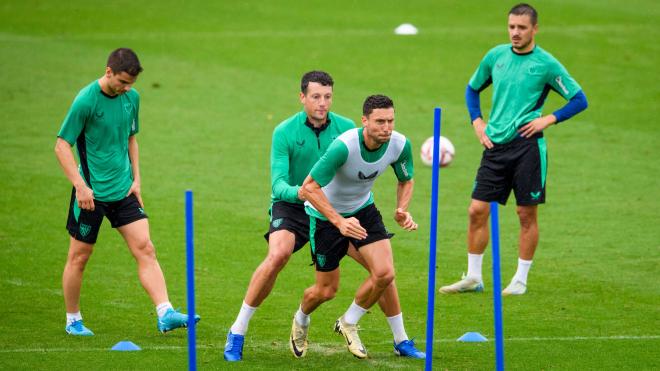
xmin=440 ymin=3 xmax=588 ymax=296
xmin=224 ymin=72 xmax=424 ymax=361
xmin=288 ymin=94 xmax=422 ymax=360
xmin=55 ymin=48 xmax=199 ymax=336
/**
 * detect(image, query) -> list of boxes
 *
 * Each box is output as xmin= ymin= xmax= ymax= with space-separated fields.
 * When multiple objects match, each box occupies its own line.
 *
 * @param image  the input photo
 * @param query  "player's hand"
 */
xmin=394 ymin=208 xmax=418 ymax=231
xmin=297 ymin=186 xmax=307 ymax=201
xmin=473 ymin=118 xmax=493 ymax=149
xmin=75 ymin=183 xmax=95 ymax=211
xmin=338 ymin=217 xmax=368 ymax=240
xmin=126 ymin=180 xmax=144 ymax=208
xmin=518 ymin=115 xmax=556 ymax=138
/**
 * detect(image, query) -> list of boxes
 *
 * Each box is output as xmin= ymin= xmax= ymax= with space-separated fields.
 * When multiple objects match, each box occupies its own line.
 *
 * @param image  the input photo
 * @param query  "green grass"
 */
xmin=1 ymin=0 xmax=659 ymax=369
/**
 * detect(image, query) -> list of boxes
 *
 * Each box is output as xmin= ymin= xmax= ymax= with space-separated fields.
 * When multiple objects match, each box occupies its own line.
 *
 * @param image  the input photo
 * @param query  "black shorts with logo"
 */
xmin=264 ymin=201 xmax=310 ymax=253
xmin=66 ymin=188 xmax=148 ymax=244
xmin=472 ymin=132 xmax=547 ymax=206
xmin=309 ymin=203 xmax=392 ymax=272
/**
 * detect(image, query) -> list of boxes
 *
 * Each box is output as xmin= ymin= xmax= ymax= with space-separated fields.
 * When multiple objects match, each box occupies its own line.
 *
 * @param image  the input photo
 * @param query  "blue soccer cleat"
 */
xmin=394 ymin=339 xmax=426 ymax=359
xmin=223 ymin=331 xmax=245 ymax=361
xmin=65 ymin=320 xmax=94 ymax=336
xmin=157 ymin=308 xmax=201 ymax=333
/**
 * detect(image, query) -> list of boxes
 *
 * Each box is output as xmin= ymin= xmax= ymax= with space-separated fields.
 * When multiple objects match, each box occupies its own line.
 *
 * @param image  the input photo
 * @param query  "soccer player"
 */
xmin=224 ymin=73 xmax=424 ymax=361
xmin=289 ymin=94 xmax=420 ymax=359
xmin=55 ymin=48 xmax=199 ymax=336
xmin=439 ymin=3 xmax=588 ymax=295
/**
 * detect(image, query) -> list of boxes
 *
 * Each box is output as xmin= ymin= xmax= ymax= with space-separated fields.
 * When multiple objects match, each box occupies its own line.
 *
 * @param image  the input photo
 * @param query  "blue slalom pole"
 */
xmin=185 ymin=190 xmax=196 ymax=371
xmin=490 ymin=202 xmax=505 ymax=371
xmin=425 ymin=107 xmax=442 ymax=371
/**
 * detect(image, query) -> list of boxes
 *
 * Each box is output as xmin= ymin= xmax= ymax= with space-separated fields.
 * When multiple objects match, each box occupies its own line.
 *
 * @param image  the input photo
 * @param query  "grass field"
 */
xmin=1 ymin=0 xmax=659 ymax=369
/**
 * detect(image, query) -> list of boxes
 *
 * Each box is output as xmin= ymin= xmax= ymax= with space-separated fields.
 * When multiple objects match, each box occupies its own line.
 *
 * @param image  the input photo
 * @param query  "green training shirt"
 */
xmin=469 ymin=44 xmax=582 ymax=144
xmin=306 ymin=128 xmax=414 ymax=219
xmin=270 ymin=111 xmax=355 ymax=204
xmin=57 ymin=80 xmax=139 ymax=202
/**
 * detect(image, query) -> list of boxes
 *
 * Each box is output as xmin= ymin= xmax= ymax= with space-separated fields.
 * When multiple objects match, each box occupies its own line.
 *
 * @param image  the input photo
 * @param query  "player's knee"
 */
xmin=319 ymin=286 xmax=337 ymax=301
xmin=468 ymin=204 xmax=489 ymax=224
xmin=266 ymin=249 xmax=291 ymax=270
xmin=373 ymin=268 xmax=395 ymax=288
xmin=135 ymin=239 xmax=157 ymax=259
xmin=70 ymin=250 xmax=92 ymax=268
xmin=516 ymin=207 xmax=537 ymax=228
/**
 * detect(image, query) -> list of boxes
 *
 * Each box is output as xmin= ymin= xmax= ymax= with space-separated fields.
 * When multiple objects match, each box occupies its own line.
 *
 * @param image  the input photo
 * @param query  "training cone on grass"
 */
xmin=457 ymin=332 xmax=488 ymax=342
xmin=111 ymin=341 xmax=141 ymax=351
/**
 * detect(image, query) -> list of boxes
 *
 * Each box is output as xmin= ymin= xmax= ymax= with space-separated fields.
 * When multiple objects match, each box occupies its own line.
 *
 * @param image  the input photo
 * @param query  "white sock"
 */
xmin=467 ymin=253 xmax=484 ymax=281
xmin=512 ymin=258 xmax=533 ymax=284
xmin=386 ymin=313 xmax=409 ymax=345
xmin=230 ymin=301 xmax=257 ymax=335
xmin=295 ymin=305 xmax=310 ymax=327
xmin=156 ymin=302 xmax=174 ymax=318
xmin=66 ymin=312 xmax=82 ymax=326
xmin=343 ymin=300 xmax=368 ymax=325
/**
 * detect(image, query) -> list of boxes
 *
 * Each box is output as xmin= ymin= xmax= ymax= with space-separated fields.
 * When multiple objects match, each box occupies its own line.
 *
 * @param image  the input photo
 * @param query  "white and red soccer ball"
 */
xmin=420 ymin=136 xmax=455 ymax=167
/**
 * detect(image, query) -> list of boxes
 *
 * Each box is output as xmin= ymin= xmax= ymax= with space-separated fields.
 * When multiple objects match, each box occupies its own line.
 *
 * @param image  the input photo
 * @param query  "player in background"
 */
xmin=440 ymin=3 xmax=588 ymax=295
xmin=55 ymin=48 xmax=199 ymax=335
xmin=223 ymin=73 xmax=424 ymax=361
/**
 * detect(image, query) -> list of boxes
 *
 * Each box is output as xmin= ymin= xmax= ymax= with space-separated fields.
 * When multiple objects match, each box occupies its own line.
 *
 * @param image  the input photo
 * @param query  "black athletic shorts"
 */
xmin=264 ymin=201 xmax=309 ymax=253
xmin=309 ymin=203 xmax=393 ymax=272
xmin=66 ymin=187 xmax=148 ymax=244
xmin=472 ymin=132 xmax=548 ymax=206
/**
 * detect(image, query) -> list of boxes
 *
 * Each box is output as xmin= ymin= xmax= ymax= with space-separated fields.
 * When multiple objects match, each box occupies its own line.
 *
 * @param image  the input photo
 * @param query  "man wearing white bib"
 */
xmin=289 ymin=95 xmax=420 ymax=360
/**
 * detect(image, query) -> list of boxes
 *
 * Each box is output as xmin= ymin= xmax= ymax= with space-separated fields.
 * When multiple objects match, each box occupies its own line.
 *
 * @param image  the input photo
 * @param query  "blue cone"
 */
xmin=111 ymin=341 xmax=141 ymax=351
xmin=457 ymin=332 xmax=488 ymax=342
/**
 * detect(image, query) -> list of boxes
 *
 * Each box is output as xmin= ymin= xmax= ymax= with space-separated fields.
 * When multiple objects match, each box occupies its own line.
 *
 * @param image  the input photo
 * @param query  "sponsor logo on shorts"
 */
xmin=530 ymin=191 xmax=541 ymax=200
xmin=358 ymin=170 xmax=378 ymax=180
xmin=79 ymin=223 xmax=91 ymax=237
xmin=316 ymin=254 xmax=326 ymax=268
xmin=272 ymin=218 xmax=283 ymax=229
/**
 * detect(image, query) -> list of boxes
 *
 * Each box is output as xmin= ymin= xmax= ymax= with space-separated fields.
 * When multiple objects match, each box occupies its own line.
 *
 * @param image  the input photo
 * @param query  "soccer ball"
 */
xmin=420 ymin=136 xmax=455 ymax=167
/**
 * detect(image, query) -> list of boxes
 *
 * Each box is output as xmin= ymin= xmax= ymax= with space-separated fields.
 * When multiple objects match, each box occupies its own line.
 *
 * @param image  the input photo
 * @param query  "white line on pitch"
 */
xmin=1 ymin=335 xmax=658 ymax=353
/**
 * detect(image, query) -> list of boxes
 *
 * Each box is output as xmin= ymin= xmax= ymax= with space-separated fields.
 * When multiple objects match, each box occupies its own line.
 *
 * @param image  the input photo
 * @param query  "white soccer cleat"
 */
xmin=502 ymin=280 xmax=527 ymax=296
xmin=334 ymin=317 xmax=368 ymax=359
xmin=439 ymin=274 xmax=484 ymax=294
xmin=289 ymin=317 xmax=309 ymax=358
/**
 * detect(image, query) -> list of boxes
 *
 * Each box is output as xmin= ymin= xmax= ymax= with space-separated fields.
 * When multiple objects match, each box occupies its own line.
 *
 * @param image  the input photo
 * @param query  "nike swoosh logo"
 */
xmin=290 ymin=336 xmax=304 ymax=357
xmin=358 ymin=171 xmax=378 ymax=180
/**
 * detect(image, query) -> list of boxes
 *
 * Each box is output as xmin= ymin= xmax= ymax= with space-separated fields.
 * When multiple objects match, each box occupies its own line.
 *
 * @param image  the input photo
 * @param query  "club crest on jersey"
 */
xmin=358 ymin=170 xmax=378 ymax=180
xmin=124 ymin=103 xmax=133 ymax=114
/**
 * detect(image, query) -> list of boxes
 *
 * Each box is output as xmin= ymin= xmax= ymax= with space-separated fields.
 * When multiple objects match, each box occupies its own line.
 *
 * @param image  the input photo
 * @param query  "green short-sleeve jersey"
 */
xmin=469 ymin=44 xmax=582 ymax=144
xmin=270 ymin=111 xmax=355 ymax=204
xmin=57 ymin=80 xmax=140 ymax=202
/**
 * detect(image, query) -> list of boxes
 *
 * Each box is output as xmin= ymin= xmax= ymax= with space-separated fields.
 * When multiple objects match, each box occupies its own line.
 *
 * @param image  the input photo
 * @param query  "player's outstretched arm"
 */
xmin=54 ymin=137 xmax=95 ymax=211
xmin=301 ymin=176 xmax=367 ymax=240
xmin=394 ymin=180 xmax=417 ymax=231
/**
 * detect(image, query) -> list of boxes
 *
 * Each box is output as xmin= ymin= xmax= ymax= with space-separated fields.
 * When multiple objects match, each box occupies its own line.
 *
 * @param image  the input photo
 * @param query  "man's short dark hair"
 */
xmin=363 ymin=94 xmax=394 ymax=116
xmin=509 ymin=3 xmax=538 ymax=25
xmin=107 ymin=48 xmax=143 ymax=76
xmin=301 ymin=71 xmax=334 ymax=94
